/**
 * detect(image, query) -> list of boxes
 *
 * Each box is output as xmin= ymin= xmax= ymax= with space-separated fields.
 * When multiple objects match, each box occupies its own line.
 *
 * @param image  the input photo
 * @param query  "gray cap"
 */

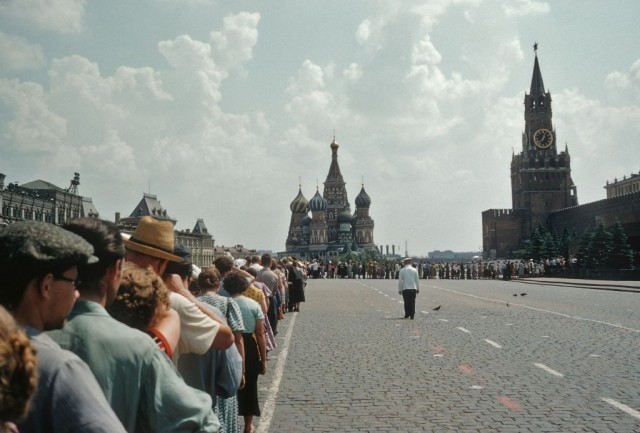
xmin=0 ymin=221 xmax=98 ymax=272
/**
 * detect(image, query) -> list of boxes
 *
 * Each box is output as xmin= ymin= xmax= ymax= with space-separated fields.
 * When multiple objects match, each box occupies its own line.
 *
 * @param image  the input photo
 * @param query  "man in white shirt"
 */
xmin=398 ymin=257 xmax=420 ymax=319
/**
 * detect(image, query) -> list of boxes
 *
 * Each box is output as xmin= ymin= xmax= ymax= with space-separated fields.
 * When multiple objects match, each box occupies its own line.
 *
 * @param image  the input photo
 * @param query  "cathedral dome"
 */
xmin=355 ymin=186 xmax=371 ymax=208
xmin=290 ymin=188 xmax=309 ymax=213
xmin=308 ymin=190 xmax=327 ymax=212
xmin=337 ymin=210 xmax=354 ymax=223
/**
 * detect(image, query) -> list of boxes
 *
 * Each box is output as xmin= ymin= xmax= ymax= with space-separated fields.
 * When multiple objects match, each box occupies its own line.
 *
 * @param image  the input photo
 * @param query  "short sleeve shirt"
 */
xmin=169 ymin=292 xmax=219 ymax=364
xmin=233 ymin=296 xmax=264 ymax=334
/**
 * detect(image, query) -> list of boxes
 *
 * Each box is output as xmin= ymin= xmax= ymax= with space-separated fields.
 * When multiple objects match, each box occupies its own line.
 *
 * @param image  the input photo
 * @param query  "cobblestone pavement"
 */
xmin=252 ymin=278 xmax=640 ymax=432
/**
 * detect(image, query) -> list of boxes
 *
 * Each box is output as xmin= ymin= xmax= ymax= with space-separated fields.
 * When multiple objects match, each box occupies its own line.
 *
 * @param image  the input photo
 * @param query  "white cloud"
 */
xmin=343 ymin=63 xmax=363 ymax=82
xmin=0 ymin=32 xmax=45 ymax=71
xmin=502 ymin=0 xmax=550 ymax=17
xmin=605 ymin=59 xmax=640 ymax=94
xmin=0 ymin=0 xmax=85 ymax=33
xmin=210 ymin=12 xmax=260 ymax=73
xmin=0 ymin=78 xmax=67 ymax=153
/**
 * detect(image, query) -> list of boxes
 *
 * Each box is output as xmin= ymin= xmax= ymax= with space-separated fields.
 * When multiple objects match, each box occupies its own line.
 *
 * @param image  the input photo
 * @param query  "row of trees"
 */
xmin=521 ymin=221 xmax=634 ymax=269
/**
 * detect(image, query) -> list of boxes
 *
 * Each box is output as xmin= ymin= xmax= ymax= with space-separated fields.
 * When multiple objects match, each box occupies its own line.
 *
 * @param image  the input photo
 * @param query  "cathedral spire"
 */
xmin=326 ymin=136 xmax=344 ymax=182
xmin=530 ymin=43 xmax=546 ymax=97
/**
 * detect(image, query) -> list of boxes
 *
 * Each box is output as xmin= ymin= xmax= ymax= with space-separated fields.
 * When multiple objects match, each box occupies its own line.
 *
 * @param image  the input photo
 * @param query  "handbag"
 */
xmin=215 ymin=340 xmax=243 ymax=398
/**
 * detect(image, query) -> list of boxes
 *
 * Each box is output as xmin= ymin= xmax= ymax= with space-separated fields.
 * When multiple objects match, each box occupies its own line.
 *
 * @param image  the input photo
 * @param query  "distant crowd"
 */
xmin=305 ymin=256 xmax=572 ymax=280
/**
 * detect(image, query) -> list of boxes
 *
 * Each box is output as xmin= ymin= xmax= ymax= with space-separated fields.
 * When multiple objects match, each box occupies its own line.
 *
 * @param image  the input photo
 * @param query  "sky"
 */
xmin=1 ymin=0 xmax=639 ymax=256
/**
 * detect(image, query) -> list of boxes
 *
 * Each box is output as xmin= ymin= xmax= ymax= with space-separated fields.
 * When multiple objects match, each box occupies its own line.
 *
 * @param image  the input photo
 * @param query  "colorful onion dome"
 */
xmin=337 ymin=210 xmax=354 ymax=223
xmin=309 ymin=190 xmax=328 ymax=212
xmin=290 ymin=187 xmax=309 ymax=213
xmin=355 ymin=186 xmax=371 ymax=208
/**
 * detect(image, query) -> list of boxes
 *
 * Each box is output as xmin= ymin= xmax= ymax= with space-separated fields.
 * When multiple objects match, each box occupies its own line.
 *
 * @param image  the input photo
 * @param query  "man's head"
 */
xmin=261 ymin=253 xmax=272 ymax=267
xmin=164 ymin=244 xmax=193 ymax=281
xmin=63 ymin=218 xmax=126 ymax=305
xmin=403 ymin=257 xmax=412 ymax=265
xmin=214 ymin=256 xmax=234 ymax=276
xmin=251 ymin=255 xmax=261 ymax=265
xmin=0 ymin=221 xmax=97 ymax=329
xmin=122 ymin=216 xmax=183 ymax=275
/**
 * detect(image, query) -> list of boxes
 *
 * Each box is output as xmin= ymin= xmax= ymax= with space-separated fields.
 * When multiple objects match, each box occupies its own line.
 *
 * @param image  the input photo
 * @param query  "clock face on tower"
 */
xmin=533 ymin=128 xmax=553 ymax=149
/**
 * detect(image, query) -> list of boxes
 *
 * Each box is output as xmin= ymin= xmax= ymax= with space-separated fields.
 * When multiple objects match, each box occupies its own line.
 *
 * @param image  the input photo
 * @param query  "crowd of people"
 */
xmin=304 ymin=256 xmax=570 ymax=281
xmin=0 ymin=217 xmax=308 ymax=433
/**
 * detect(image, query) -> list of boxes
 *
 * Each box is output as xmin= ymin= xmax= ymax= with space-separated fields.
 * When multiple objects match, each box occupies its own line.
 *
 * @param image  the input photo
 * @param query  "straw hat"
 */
xmin=122 ymin=216 xmax=183 ymax=263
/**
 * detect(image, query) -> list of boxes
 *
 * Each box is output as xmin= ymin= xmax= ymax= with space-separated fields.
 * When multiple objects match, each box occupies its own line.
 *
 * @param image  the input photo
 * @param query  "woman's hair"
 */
xmin=245 ymin=267 xmax=257 ymax=278
xmin=0 ymin=306 xmax=38 ymax=424
xmin=107 ymin=268 xmax=170 ymax=332
xmin=63 ymin=218 xmax=125 ymax=294
xmin=222 ymin=270 xmax=250 ymax=295
xmin=213 ymin=256 xmax=234 ymax=275
xmin=197 ymin=266 xmax=221 ymax=291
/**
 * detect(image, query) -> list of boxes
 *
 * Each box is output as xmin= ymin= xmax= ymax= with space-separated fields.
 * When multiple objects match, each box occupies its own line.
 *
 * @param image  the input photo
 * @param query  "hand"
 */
xmin=239 ymin=375 xmax=246 ymax=390
xmin=259 ymin=361 xmax=267 ymax=375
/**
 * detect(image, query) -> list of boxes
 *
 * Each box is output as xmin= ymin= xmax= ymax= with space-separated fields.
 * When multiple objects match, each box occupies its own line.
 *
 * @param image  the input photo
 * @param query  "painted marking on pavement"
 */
xmin=458 ymin=363 xmax=474 ymax=375
xmin=257 ymin=311 xmax=298 ymax=433
xmin=497 ymin=396 xmax=522 ymax=411
xmin=470 ymin=385 xmax=484 ymax=390
xmin=431 ymin=285 xmax=640 ymax=333
xmin=533 ymin=363 xmax=564 ymax=377
xmin=484 ymin=339 xmax=502 ymax=348
xmin=439 ymin=319 xmax=449 ymax=322
xmin=457 ymin=327 xmax=471 ymax=333
xmin=601 ymin=397 xmax=640 ymax=420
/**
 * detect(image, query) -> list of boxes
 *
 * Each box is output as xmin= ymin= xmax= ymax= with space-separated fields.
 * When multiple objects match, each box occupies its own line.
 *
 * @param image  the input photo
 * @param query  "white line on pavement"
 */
xmin=484 ymin=339 xmax=502 ymax=348
xmin=601 ymin=397 xmax=640 ymax=420
xmin=533 ymin=362 xmax=564 ymax=377
xmin=457 ymin=327 xmax=471 ymax=333
xmin=257 ymin=312 xmax=298 ymax=433
xmin=431 ymin=285 xmax=640 ymax=333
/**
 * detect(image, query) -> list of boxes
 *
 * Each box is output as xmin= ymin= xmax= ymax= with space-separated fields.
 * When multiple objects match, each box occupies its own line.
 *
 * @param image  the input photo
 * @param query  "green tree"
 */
xmin=574 ymin=228 xmax=594 ymax=269
xmin=590 ymin=222 xmax=613 ymax=269
xmin=560 ymin=225 xmax=570 ymax=259
xmin=608 ymin=221 xmax=634 ymax=269
xmin=543 ymin=231 xmax=558 ymax=258
xmin=526 ymin=226 xmax=546 ymax=260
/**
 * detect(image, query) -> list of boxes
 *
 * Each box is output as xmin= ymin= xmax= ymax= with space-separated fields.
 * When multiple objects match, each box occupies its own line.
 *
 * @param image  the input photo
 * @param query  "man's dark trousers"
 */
xmin=402 ymin=289 xmax=417 ymax=318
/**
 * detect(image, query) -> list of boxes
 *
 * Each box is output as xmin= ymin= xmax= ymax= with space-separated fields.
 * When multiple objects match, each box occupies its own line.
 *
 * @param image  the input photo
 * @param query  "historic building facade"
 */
xmin=285 ymin=137 xmax=376 ymax=259
xmin=0 ymin=172 xmax=99 ymax=226
xmin=116 ymin=193 xmax=216 ymax=268
xmin=482 ymin=48 xmax=640 ymax=260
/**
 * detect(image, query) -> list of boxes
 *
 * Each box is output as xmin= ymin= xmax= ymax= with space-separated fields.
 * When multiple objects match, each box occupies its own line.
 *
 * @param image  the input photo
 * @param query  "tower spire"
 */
xmin=530 ymin=43 xmax=545 ymax=96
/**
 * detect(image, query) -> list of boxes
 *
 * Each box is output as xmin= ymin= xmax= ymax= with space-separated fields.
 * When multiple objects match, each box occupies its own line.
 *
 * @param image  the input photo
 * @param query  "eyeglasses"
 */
xmin=54 ymin=275 xmax=81 ymax=288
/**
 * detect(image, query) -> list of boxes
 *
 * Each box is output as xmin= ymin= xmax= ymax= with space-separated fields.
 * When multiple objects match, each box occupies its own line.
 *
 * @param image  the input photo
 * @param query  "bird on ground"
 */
xmin=513 ymin=294 xmax=518 ymax=297
xmin=506 ymin=302 xmax=510 ymax=307
xmin=520 ymin=293 xmax=527 ymax=296
xmin=433 ymin=305 xmax=442 ymax=311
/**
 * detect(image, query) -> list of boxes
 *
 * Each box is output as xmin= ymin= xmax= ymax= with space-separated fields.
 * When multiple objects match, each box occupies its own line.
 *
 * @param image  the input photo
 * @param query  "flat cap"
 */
xmin=0 ymin=221 xmax=98 ymax=272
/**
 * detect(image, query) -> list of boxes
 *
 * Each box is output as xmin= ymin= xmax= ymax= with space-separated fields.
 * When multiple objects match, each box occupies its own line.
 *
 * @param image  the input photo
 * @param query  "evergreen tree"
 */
xmin=608 ymin=221 xmax=633 ymax=269
xmin=543 ymin=231 xmax=558 ymax=258
xmin=590 ymin=222 xmax=613 ymax=269
xmin=560 ymin=225 xmax=570 ymax=259
xmin=574 ymin=228 xmax=594 ymax=269
xmin=527 ymin=227 xmax=546 ymax=261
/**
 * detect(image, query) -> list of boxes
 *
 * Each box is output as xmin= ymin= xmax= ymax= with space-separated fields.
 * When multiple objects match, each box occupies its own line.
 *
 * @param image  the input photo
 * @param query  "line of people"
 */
xmin=0 ymin=216 xmax=305 ymax=433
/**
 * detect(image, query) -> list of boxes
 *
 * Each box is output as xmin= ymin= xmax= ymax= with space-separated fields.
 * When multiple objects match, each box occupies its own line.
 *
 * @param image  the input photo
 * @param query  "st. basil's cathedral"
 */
xmin=285 ymin=137 xmax=376 ymax=260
